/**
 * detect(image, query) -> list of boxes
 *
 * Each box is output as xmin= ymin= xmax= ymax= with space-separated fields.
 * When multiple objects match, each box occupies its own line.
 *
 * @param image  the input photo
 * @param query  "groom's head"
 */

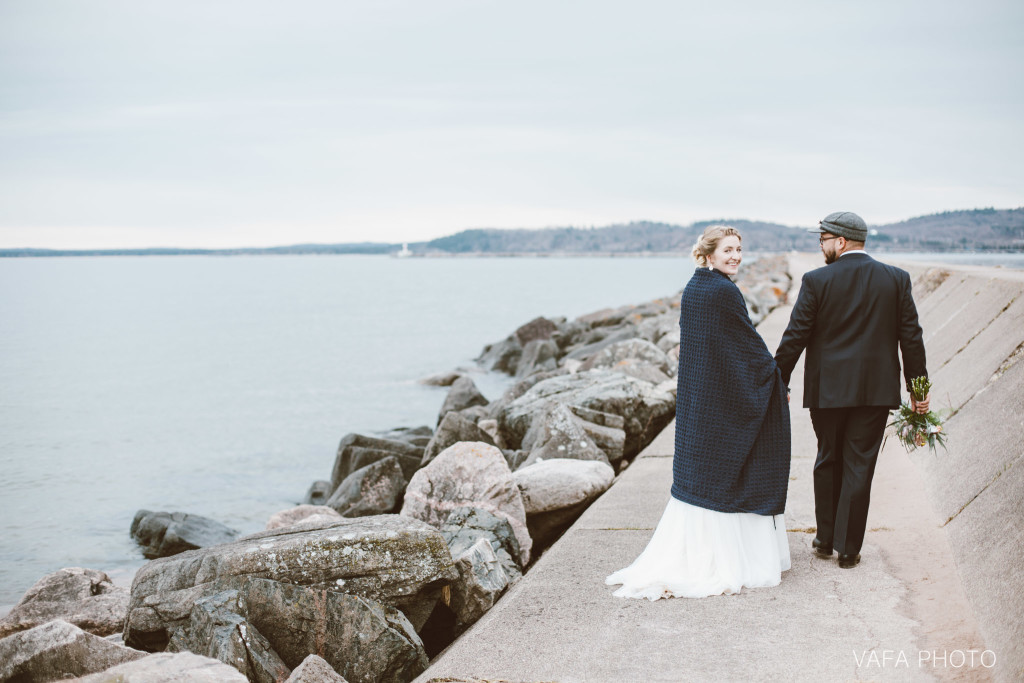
xmin=809 ymin=211 xmax=867 ymax=264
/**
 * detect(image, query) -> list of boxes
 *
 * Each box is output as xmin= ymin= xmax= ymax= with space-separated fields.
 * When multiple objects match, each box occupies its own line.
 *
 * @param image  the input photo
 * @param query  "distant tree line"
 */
xmin=3 ymin=209 xmax=1021 ymax=257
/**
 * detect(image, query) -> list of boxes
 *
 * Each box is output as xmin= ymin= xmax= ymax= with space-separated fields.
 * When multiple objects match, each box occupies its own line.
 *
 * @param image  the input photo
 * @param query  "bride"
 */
xmin=606 ymin=225 xmax=792 ymax=600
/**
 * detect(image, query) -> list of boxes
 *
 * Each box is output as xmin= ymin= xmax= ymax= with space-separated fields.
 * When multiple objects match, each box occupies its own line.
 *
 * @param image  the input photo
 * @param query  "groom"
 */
xmin=774 ymin=211 xmax=929 ymax=569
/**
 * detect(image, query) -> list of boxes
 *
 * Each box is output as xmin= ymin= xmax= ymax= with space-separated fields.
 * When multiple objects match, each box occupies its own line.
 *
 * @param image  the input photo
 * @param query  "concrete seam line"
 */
xmin=942 ymin=449 xmax=1024 ymax=527
xmin=938 ymin=289 xmax=1016 ymax=374
xmin=943 ymin=294 xmax=1022 ymax=419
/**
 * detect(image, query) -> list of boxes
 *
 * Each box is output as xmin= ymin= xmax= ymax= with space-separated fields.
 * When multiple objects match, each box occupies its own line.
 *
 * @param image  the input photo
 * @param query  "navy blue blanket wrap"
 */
xmin=671 ymin=268 xmax=791 ymax=516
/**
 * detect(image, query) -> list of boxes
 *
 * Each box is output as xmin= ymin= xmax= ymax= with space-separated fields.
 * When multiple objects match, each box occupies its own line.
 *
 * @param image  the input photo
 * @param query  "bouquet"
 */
xmin=889 ymin=376 xmax=947 ymax=453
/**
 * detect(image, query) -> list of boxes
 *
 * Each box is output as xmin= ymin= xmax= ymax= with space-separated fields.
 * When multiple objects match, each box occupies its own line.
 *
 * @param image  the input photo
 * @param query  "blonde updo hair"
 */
xmin=692 ymin=225 xmax=742 ymax=267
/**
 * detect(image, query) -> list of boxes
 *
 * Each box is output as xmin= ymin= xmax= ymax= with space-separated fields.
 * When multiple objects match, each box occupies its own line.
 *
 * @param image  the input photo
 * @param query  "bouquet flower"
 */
xmin=889 ymin=376 xmax=947 ymax=453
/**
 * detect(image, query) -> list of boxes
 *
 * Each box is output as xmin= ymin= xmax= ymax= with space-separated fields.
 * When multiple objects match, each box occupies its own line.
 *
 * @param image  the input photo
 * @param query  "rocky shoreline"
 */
xmin=0 ymin=257 xmax=791 ymax=683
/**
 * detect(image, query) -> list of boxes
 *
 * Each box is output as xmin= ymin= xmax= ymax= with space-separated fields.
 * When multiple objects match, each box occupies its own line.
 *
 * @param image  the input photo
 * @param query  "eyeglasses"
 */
xmin=819 ymin=235 xmax=839 ymax=245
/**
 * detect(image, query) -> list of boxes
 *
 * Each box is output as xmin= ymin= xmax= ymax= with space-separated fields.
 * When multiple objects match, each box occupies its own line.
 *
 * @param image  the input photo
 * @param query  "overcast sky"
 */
xmin=1 ymin=0 xmax=1022 ymax=249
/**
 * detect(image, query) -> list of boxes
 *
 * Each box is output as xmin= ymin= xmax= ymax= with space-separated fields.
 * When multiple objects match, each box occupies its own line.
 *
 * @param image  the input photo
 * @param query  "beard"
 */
xmin=823 ymin=247 xmax=838 ymax=265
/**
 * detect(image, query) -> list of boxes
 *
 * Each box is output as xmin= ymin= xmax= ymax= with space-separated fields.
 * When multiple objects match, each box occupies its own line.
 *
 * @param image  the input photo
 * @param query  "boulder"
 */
xmin=514 ymin=458 xmax=616 ymax=547
xmin=234 ymin=578 xmax=427 ymax=682
xmin=666 ymin=345 xmax=680 ymax=370
xmin=457 ymin=404 xmax=490 ymax=423
xmin=520 ymin=403 xmax=609 ymax=468
xmin=575 ymin=305 xmax=632 ymax=328
xmin=567 ymin=409 xmax=626 ymax=464
xmin=266 ymin=505 xmax=343 ymax=530
xmin=566 ymin=404 xmax=625 ymax=430
xmin=326 ymin=456 xmax=407 ymax=517
xmin=515 ymin=339 xmax=560 ymax=378
xmin=552 ymin=319 xmax=591 ymax=350
xmin=514 ymin=316 xmax=559 ymax=345
xmin=417 ymin=371 xmax=465 ymax=387
xmin=377 ymin=425 xmax=434 ymax=449
xmin=437 ymin=376 xmax=489 ymax=424
xmin=0 ymin=620 xmax=147 ymax=682
xmin=0 ymin=567 xmax=128 ymax=640
xmin=657 ymin=328 xmax=681 ymax=354
xmin=476 ymin=418 xmax=503 ymax=447
xmin=502 ymin=449 xmax=530 ymax=472
xmin=421 ymin=411 xmax=496 ymax=467
xmin=401 ymin=442 xmax=531 ymax=565
xmin=513 ymin=459 xmax=615 ymax=515
xmin=447 ymin=538 xmax=509 ymax=632
xmin=501 ymin=369 xmax=675 ymax=459
xmin=579 ymin=338 xmax=673 ymax=376
xmin=71 ymin=651 xmax=248 ymax=682
xmin=561 ymin=325 xmax=639 ymax=362
xmin=286 ymin=654 xmax=349 ymax=683
xmin=439 ymin=506 xmax=523 ymax=584
xmin=303 ymin=480 xmax=333 ymax=506
xmin=166 ymin=589 xmax=290 ymax=683
xmin=330 ymin=433 xmax=423 ymax=488
xmin=130 ymin=511 xmax=240 ymax=560
xmin=607 ymin=360 xmax=672 ymax=385
xmin=477 ymin=336 xmax=522 ymax=374
xmin=123 ymin=515 xmax=458 ymax=652
xmin=637 ymin=314 xmax=678 ymax=346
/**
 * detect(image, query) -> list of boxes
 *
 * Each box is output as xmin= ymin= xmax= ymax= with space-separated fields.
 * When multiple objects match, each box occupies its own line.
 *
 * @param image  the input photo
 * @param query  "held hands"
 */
xmin=910 ymin=393 xmax=930 ymax=414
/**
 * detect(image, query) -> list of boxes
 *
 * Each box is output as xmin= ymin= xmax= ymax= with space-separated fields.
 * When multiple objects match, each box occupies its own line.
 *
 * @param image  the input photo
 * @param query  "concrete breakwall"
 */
xmin=417 ymin=255 xmax=1023 ymax=683
xmin=900 ymin=262 xmax=1024 ymax=680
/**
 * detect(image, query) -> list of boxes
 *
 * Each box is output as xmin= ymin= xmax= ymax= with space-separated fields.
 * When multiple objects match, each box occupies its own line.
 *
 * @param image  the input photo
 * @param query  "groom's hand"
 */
xmin=911 ymin=393 xmax=930 ymax=414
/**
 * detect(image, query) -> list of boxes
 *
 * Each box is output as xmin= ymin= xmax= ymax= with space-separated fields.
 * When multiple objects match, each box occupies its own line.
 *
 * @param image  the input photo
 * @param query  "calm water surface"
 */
xmin=0 ymin=255 xmax=689 ymax=605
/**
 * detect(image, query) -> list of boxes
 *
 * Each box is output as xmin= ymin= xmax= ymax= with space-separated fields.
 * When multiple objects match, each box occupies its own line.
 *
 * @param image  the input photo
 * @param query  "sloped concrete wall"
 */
xmin=903 ymin=265 xmax=1024 ymax=681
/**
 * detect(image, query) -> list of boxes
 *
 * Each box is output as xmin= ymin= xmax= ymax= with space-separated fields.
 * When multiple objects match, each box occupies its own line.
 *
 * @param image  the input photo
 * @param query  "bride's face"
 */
xmin=708 ymin=235 xmax=742 ymax=276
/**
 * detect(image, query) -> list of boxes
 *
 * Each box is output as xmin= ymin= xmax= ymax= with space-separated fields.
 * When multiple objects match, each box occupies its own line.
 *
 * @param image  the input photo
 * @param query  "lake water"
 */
xmin=2 ymin=250 xmax=1021 ymax=608
xmin=0 ymin=254 xmax=694 ymax=606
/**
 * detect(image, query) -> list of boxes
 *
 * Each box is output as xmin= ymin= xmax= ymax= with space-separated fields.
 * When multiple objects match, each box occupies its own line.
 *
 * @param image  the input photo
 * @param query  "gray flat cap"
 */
xmin=808 ymin=211 xmax=868 ymax=241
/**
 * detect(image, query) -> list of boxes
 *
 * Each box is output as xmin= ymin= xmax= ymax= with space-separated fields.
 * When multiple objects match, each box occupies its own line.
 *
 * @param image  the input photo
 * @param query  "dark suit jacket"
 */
xmin=774 ymin=252 xmax=927 ymax=409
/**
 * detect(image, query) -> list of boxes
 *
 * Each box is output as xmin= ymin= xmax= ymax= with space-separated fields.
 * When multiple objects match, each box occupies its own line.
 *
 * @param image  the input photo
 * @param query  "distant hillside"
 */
xmin=421 ymin=208 xmax=1024 ymax=255
xmin=3 ymin=208 xmax=1020 ymax=257
xmin=872 ymin=208 xmax=1024 ymax=251
xmin=423 ymin=219 xmax=808 ymax=254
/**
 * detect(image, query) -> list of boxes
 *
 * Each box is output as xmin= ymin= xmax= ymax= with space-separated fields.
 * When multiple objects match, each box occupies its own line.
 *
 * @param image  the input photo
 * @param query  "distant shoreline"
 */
xmin=2 ymin=248 xmax=1023 ymax=260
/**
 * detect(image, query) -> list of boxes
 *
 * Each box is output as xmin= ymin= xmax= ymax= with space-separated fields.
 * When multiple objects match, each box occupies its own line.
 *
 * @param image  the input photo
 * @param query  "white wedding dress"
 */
xmin=605 ymin=497 xmax=791 ymax=600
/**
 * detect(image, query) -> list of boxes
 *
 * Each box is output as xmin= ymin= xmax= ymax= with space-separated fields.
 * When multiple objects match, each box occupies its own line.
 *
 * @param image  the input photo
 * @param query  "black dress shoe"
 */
xmin=812 ymin=537 xmax=833 ymax=558
xmin=838 ymin=553 xmax=861 ymax=569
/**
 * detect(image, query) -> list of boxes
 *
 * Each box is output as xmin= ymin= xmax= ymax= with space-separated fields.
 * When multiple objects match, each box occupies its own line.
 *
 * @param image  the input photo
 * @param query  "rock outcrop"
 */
xmin=331 ymin=433 xmax=423 ymax=489
xmin=513 ymin=458 xmax=616 ymax=546
xmin=130 ymin=510 xmax=240 ymax=559
xmin=235 ymin=578 xmax=426 ymax=682
xmin=0 ymin=619 xmax=147 ymax=682
xmin=439 ymin=506 xmax=523 ymax=585
xmin=71 ymin=651 xmax=248 ymax=682
xmin=401 ymin=442 xmax=531 ymax=565
xmin=421 ymin=411 xmax=496 ymax=467
xmin=266 ymin=505 xmax=344 ymax=530
xmin=303 ymin=480 xmax=333 ymax=506
xmin=519 ymin=402 xmax=610 ymax=468
xmin=326 ymin=456 xmax=406 ymax=517
xmin=0 ymin=567 xmax=128 ymax=640
xmin=501 ymin=369 xmax=675 ymax=460
xmin=285 ymin=654 xmax=350 ymax=682
xmin=123 ymin=515 xmax=457 ymax=652
xmin=166 ymin=589 xmax=290 ymax=683
xmin=447 ymin=538 xmax=509 ymax=632
xmin=436 ymin=376 xmax=489 ymax=424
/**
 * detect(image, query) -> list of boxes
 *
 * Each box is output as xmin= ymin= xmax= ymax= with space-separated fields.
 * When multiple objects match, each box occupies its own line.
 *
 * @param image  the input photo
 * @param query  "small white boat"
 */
xmin=395 ymin=243 xmax=413 ymax=258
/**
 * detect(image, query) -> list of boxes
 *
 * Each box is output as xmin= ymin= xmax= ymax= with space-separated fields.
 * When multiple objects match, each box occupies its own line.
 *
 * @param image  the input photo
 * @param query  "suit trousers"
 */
xmin=808 ymin=406 xmax=890 ymax=556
